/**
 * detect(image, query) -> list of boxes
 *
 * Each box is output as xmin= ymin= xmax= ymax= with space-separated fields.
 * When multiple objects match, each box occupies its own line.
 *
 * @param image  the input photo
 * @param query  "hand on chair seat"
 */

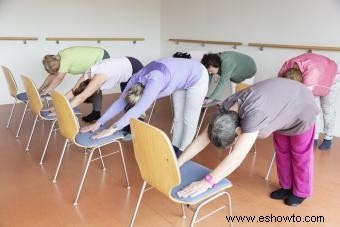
xmin=80 ymin=122 xmax=100 ymax=133
xmin=91 ymin=125 xmax=117 ymax=140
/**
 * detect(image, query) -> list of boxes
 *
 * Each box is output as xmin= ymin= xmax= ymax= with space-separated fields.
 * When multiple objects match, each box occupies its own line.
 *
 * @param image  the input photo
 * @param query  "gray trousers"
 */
xmin=315 ymin=74 xmax=340 ymax=140
xmin=91 ymin=92 xmax=102 ymax=112
xmin=172 ymin=66 xmax=209 ymax=151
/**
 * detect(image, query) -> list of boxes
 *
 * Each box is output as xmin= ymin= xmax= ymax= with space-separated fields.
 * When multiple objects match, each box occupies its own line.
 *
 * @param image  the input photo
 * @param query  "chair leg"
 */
xmin=147 ymin=101 xmax=156 ymax=124
xmin=6 ymin=98 xmax=17 ymax=128
xmin=117 ymin=141 xmax=130 ymax=189
xmin=195 ymin=107 xmax=207 ymax=138
xmin=97 ymin=147 xmax=106 ymax=170
xmin=170 ymin=95 xmax=174 ymax=119
xmin=73 ymin=148 xmax=95 ymax=206
xmin=16 ymin=102 xmax=28 ymax=138
xmin=265 ymin=152 xmax=276 ymax=181
xmin=181 ymin=204 xmax=187 ymax=219
xmin=25 ymin=115 xmax=39 ymax=151
xmin=39 ymin=120 xmax=56 ymax=164
xmin=252 ymin=142 xmax=257 ymax=153
xmin=129 ymin=181 xmax=147 ymax=227
xmin=53 ymin=139 xmax=69 ymax=182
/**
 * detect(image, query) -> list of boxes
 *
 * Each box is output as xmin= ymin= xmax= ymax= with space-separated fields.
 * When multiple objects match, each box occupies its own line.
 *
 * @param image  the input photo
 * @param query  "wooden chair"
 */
xmin=129 ymin=119 xmax=233 ymax=227
xmin=51 ymin=91 xmax=130 ymax=205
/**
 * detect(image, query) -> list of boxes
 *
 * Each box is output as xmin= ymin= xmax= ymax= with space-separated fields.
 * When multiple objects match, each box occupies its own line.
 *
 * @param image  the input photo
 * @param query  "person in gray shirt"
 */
xmin=177 ymin=78 xmax=319 ymax=206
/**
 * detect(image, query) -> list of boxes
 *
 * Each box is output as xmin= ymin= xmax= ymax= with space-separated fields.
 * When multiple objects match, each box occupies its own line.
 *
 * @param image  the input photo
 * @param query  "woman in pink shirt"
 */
xmin=278 ymin=53 xmax=340 ymax=150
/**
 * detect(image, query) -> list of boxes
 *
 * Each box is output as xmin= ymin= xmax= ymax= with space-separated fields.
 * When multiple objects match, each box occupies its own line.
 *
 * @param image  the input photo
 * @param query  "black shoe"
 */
xmin=82 ymin=111 xmax=101 ymax=123
xmin=270 ymin=188 xmax=291 ymax=200
xmin=172 ymin=145 xmax=183 ymax=158
xmin=284 ymin=194 xmax=305 ymax=206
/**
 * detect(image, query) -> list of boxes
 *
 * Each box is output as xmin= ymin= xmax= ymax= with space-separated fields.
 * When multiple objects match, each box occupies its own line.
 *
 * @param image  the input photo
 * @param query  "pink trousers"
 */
xmin=273 ymin=125 xmax=315 ymax=198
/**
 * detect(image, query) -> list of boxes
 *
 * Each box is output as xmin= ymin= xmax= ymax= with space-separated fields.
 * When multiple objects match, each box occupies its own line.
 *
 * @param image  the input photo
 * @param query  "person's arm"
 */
xmin=178 ymin=126 xmax=210 ymax=167
xmin=39 ymin=74 xmax=56 ymax=92
xmin=69 ymin=74 xmax=107 ymax=108
xmin=177 ymin=130 xmax=258 ymax=198
xmin=41 ymin=72 xmax=66 ymax=94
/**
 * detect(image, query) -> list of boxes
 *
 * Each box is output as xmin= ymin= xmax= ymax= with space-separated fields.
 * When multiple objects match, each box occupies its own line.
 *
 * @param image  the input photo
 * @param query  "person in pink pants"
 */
xmin=177 ymin=78 xmax=319 ymax=206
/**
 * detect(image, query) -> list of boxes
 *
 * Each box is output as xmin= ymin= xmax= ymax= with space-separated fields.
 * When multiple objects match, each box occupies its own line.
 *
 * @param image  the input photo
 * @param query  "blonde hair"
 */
xmin=283 ymin=68 xmax=303 ymax=83
xmin=42 ymin=55 xmax=60 ymax=73
xmin=125 ymin=83 xmax=144 ymax=108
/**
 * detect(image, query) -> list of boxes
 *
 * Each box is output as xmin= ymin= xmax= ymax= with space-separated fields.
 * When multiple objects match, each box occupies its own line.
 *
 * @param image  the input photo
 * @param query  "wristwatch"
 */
xmin=204 ymin=174 xmax=216 ymax=187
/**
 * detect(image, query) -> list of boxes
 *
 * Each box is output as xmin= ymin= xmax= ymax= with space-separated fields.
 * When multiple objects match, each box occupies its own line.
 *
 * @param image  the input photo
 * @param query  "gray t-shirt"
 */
xmin=222 ymin=78 xmax=319 ymax=138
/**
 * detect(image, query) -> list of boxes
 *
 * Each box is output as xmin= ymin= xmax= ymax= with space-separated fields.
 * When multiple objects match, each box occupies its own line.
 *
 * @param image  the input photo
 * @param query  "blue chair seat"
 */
xmin=171 ymin=161 xmax=232 ymax=204
xmin=40 ymin=107 xmax=81 ymax=120
xmin=75 ymin=126 xmax=125 ymax=147
xmin=16 ymin=92 xmax=49 ymax=102
xmin=203 ymin=99 xmax=222 ymax=108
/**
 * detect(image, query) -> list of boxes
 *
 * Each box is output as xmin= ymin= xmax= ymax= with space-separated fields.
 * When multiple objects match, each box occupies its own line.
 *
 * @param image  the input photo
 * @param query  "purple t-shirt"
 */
xmin=98 ymin=58 xmax=204 ymax=129
xmin=222 ymin=78 xmax=319 ymax=138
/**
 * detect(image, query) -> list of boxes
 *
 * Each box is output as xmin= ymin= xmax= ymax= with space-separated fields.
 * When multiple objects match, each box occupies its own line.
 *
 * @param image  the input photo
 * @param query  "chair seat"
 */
xmin=170 ymin=161 xmax=232 ymax=204
xmin=203 ymin=99 xmax=222 ymax=108
xmin=75 ymin=126 xmax=125 ymax=148
xmin=40 ymin=107 xmax=81 ymax=121
xmin=16 ymin=92 xmax=49 ymax=102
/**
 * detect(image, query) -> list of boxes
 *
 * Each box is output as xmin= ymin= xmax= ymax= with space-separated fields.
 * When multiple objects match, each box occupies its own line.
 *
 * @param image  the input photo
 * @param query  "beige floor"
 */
xmin=0 ymin=94 xmax=339 ymax=227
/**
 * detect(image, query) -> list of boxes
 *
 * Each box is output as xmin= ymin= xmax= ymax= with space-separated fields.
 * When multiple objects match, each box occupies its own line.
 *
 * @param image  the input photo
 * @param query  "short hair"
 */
xmin=283 ymin=68 xmax=303 ymax=83
xmin=72 ymin=79 xmax=99 ymax=103
xmin=208 ymin=110 xmax=240 ymax=149
xmin=42 ymin=55 xmax=60 ymax=73
xmin=201 ymin=53 xmax=221 ymax=69
xmin=125 ymin=83 xmax=144 ymax=111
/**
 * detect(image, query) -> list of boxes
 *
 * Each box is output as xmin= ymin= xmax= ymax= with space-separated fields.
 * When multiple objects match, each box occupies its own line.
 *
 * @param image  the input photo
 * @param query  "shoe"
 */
xmin=172 ymin=145 xmax=183 ymax=158
xmin=284 ymin=194 xmax=305 ymax=206
xmin=122 ymin=133 xmax=132 ymax=141
xmin=270 ymin=188 xmax=291 ymax=200
xmin=82 ymin=111 xmax=101 ymax=123
xmin=318 ymin=139 xmax=332 ymax=150
xmin=314 ymin=139 xmax=318 ymax=146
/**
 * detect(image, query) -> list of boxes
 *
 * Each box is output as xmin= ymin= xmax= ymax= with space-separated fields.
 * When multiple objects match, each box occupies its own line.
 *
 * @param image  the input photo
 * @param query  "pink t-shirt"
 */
xmin=278 ymin=53 xmax=337 ymax=96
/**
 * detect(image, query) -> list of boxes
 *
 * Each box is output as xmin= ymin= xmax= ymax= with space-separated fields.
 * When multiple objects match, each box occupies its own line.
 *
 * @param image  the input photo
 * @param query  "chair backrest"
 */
xmin=235 ymin=83 xmax=251 ymax=93
xmin=21 ymin=75 xmax=42 ymax=114
xmin=1 ymin=66 xmax=18 ymax=98
xmin=51 ymin=91 xmax=79 ymax=143
xmin=130 ymin=118 xmax=181 ymax=197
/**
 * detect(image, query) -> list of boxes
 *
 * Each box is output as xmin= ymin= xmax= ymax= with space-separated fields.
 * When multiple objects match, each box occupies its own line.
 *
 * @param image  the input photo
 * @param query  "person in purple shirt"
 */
xmin=81 ymin=58 xmax=209 ymax=153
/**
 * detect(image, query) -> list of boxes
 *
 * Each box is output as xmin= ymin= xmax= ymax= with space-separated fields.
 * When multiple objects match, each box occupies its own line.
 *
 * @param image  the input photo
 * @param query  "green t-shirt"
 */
xmin=58 ymin=46 xmax=105 ymax=74
xmin=209 ymin=51 xmax=257 ymax=100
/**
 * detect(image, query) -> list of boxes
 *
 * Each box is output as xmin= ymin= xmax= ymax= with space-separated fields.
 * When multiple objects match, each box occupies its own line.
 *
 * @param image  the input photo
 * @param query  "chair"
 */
xmin=265 ymin=152 xmax=276 ymax=180
xmin=51 ymin=91 xmax=130 ymax=205
xmin=195 ymin=99 xmax=222 ymax=138
xmin=129 ymin=119 xmax=233 ymax=227
xmin=2 ymin=66 xmax=29 ymax=137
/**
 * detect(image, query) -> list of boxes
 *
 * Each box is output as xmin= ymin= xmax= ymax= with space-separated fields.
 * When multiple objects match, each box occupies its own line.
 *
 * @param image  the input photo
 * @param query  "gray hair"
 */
xmin=125 ymin=83 xmax=144 ymax=108
xmin=208 ymin=110 xmax=240 ymax=149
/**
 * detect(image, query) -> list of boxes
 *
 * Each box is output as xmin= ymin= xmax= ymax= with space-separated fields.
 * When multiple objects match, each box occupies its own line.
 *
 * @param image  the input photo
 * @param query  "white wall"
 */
xmin=0 ymin=0 xmax=160 ymax=104
xmin=160 ymin=0 xmax=340 ymax=136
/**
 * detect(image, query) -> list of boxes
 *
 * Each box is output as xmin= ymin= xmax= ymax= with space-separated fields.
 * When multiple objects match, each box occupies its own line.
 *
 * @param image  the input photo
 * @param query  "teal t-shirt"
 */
xmin=209 ymin=51 xmax=257 ymax=100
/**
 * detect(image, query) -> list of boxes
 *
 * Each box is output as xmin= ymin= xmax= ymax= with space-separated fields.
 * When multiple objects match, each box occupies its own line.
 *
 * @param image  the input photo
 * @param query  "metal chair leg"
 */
xmin=53 ymin=139 xmax=69 ymax=182
xmin=117 ymin=141 xmax=130 ymax=189
xmin=6 ymin=98 xmax=17 ymax=128
xmin=129 ymin=181 xmax=147 ymax=227
xmin=147 ymin=101 xmax=156 ymax=124
xmin=181 ymin=204 xmax=187 ymax=219
xmin=97 ymin=147 xmax=106 ymax=170
xmin=195 ymin=107 xmax=207 ymax=138
xmin=39 ymin=120 xmax=56 ymax=164
xmin=16 ymin=102 xmax=28 ymax=137
xmin=265 ymin=152 xmax=276 ymax=181
xmin=25 ymin=115 xmax=38 ymax=151
xmin=73 ymin=148 xmax=95 ymax=206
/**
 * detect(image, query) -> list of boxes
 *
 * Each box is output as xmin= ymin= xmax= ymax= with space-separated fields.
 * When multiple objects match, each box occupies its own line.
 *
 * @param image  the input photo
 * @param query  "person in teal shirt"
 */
xmin=201 ymin=51 xmax=257 ymax=103
xmin=39 ymin=46 xmax=109 ymax=95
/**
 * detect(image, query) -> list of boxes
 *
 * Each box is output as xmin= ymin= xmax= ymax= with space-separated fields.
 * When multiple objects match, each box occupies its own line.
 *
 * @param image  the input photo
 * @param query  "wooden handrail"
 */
xmin=46 ymin=37 xmax=145 ymax=44
xmin=0 ymin=37 xmax=38 ymax=44
xmin=248 ymin=43 xmax=340 ymax=52
xmin=169 ymin=38 xmax=242 ymax=48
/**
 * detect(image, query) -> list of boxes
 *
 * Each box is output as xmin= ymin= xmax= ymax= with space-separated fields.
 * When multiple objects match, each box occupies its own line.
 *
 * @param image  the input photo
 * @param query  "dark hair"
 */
xmin=172 ymin=52 xmax=192 ymax=59
xmin=72 ymin=79 xmax=100 ymax=103
xmin=201 ymin=54 xmax=221 ymax=68
xmin=208 ymin=110 xmax=240 ymax=149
